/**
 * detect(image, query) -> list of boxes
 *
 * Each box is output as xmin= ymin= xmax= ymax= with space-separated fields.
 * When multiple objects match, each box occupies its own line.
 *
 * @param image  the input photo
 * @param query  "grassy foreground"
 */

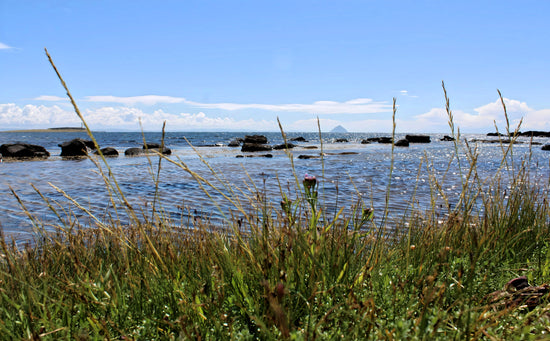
xmin=0 ymin=51 xmax=549 ymax=340
xmin=1 ymin=150 xmax=549 ymax=340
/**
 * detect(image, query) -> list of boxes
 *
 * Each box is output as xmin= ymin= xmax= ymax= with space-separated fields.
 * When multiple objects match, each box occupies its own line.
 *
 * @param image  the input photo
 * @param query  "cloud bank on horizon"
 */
xmin=0 ymin=95 xmax=546 ymax=133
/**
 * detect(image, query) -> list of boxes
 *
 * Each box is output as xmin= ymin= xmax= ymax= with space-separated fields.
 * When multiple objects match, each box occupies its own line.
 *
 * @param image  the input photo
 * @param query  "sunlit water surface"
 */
xmin=1 ymin=131 xmax=548 ymax=245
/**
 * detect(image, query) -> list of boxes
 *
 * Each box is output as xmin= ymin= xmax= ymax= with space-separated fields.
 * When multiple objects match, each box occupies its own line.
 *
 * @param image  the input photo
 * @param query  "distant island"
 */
xmin=330 ymin=125 xmax=348 ymax=133
xmin=2 ymin=127 xmax=86 ymax=133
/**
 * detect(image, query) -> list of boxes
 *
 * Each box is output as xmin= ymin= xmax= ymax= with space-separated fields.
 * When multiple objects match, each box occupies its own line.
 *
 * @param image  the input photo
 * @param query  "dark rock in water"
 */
xmin=125 ymin=147 xmax=145 ymax=156
xmin=290 ymin=136 xmax=307 ymax=142
xmin=273 ymin=143 xmax=296 ymax=150
xmin=95 ymin=147 xmax=119 ymax=156
xmin=303 ymin=146 xmax=318 ymax=149
xmin=238 ymin=154 xmax=273 ymax=158
xmin=518 ymin=131 xmax=550 ymax=138
xmin=143 ymin=143 xmax=161 ymax=149
xmin=244 ymin=135 xmax=268 ymax=144
xmin=335 ymin=138 xmax=348 ymax=143
xmin=152 ymin=147 xmax=172 ymax=155
xmin=378 ymin=137 xmax=393 ymax=144
xmin=241 ymin=143 xmax=272 ymax=152
xmin=361 ymin=139 xmax=372 ymax=144
xmin=236 ymin=155 xmax=244 ymax=158
xmin=0 ymin=143 xmax=50 ymax=159
xmin=470 ymin=139 xmax=540 ymax=145
xmin=240 ymin=135 xmax=271 ymax=152
xmin=325 ymin=152 xmax=359 ymax=155
xmin=141 ymin=143 xmax=171 ymax=155
xmin=395 ymin=139 xmax=409 ymax=147
xmin=542 ymin=144 xmax=550 ymax=151
xmin=228 ymin=138 xmax=243 ymax=147
xmin=440 ymin=135 xmax=455 ymax=141
xmin=405 ymin=135 xmax=431 ymax=143
xmin=59 ymin=138 xmax=89 ymax=157
xmin=298 ymin=154 xmax=320 ymax=159
xmin=487 ymin=132 xmax=505 ymax=137
xmin=365 ymin=137 xmax=382 ymax=143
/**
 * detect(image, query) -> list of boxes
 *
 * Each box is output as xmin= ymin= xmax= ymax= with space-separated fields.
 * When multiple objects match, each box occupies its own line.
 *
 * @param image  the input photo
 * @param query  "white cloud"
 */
xmin=0 ymin=103 xmax=79 ymax=127
xmin=85 ymin=95 xmax=186 ymax=105
xmin=5 ymin=97 xmax=549 ymax=133
xmin=474 ymin=98 xmax=530 ymax=120
xmin=0 ymin=103 xmax=277 ymax=131
xmin=399 ymin=89 xmax=418 ymax=98
xmin=412 ymin=97 xmax=550 ymax=132
xmin=185 ymin=98 xmax=391 ymax=114
xmin=34 ymin=95 xmax=69 ymax=101
xmin=0 ymin=42 xmax=12 ymax=50
xmin=84 ymin=95 xmax=392 ymax=114
xmin=83 ymin=107 xmax=278 ymax=130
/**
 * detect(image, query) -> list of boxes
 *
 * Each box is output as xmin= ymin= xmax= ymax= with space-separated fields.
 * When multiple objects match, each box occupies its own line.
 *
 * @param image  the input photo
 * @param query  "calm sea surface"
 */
xmin=1 ymin=131 xmax=548 ymax=244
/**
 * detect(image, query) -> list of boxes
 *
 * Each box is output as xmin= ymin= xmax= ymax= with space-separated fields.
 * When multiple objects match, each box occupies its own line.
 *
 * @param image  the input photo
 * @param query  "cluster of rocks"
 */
xmin=480 ymin=130 xmax=550 ymax=150
xmin=124 ymin=143 xmax=171 ymax=156
xmin=469 ymin=138 xmax=542 ymax=145
xmin=488 ymin=131 xmax=550 ymax=138
xmin=0 ymin=138 xmax=171 ymax=160
xmin=0 ymin=143 xmax=50 ymax=159
xmin=360 ymin=135 xmax=435 ymax=147
xmin=228 ymin=135 xmax=307 ymax=153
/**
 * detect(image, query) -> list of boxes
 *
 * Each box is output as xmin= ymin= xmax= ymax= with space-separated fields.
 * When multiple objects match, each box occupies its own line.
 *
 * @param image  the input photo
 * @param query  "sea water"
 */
xmin=0 ymin=131 xmax=548 ymax=244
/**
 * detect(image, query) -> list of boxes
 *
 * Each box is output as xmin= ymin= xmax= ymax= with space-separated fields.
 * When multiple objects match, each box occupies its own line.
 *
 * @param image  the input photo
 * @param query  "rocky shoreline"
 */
xmin=1 ymin=132 xmax=549 ymax=161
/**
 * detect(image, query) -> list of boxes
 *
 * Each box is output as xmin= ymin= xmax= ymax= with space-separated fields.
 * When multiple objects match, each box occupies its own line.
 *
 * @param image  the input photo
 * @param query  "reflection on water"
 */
xmin=0 ymin=131 xmax=549 ymax=244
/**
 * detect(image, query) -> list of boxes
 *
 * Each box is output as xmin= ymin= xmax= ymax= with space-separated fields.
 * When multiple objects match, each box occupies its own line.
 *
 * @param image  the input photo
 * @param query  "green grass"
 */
xmin=0 ymin=50 xmax=548 ymax=340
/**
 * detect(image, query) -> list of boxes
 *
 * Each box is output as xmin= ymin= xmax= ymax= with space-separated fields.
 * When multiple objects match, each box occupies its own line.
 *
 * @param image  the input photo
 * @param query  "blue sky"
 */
xmin=1 ymin=0 xmax=549 ymax=132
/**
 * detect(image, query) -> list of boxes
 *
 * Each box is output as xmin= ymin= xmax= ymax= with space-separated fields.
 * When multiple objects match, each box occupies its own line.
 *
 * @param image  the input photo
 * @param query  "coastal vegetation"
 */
xmin=0 ymin=50 xmax=549 ymax=340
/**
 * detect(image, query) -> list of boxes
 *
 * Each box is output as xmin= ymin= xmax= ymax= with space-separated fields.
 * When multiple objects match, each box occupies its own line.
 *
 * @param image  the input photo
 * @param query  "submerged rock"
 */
xmin=298 ymin=154 xmax=320 ymax=159
xmin=228 ymin=138 xmax=243 ymax=147
xmin=125 ymin=147 xmax=145 ymax=156
xmin=241 ymin=143 xmax=272 ymax=152
xmin=440 ymin=135 xmax=455 ymax=141
xmin=95 ymin=147 xmax=119 ymax=157
xmin=378 ymin=137 xmax=393 ymax=144
xmin=0 ymin=143 xmax=50 ymax=159
xmin=395 ymin=139 xmax=410 ymax=147
xmin=542 ymin=144 xmax=550 ymax=151
xmin=154 ymin=147 xmax=172 ymax=155
xmin=142 ymin=143 xmax=172 ymax=155
xmin=143 ymin=143 xmax=162 ymax=149
xmin=273 ymin=143 xmax=296 ymax=150
xmin=470 ymin=139 xmax=540 ymax=145
xmin=290 ymin=136 xmax=307 ymax=142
